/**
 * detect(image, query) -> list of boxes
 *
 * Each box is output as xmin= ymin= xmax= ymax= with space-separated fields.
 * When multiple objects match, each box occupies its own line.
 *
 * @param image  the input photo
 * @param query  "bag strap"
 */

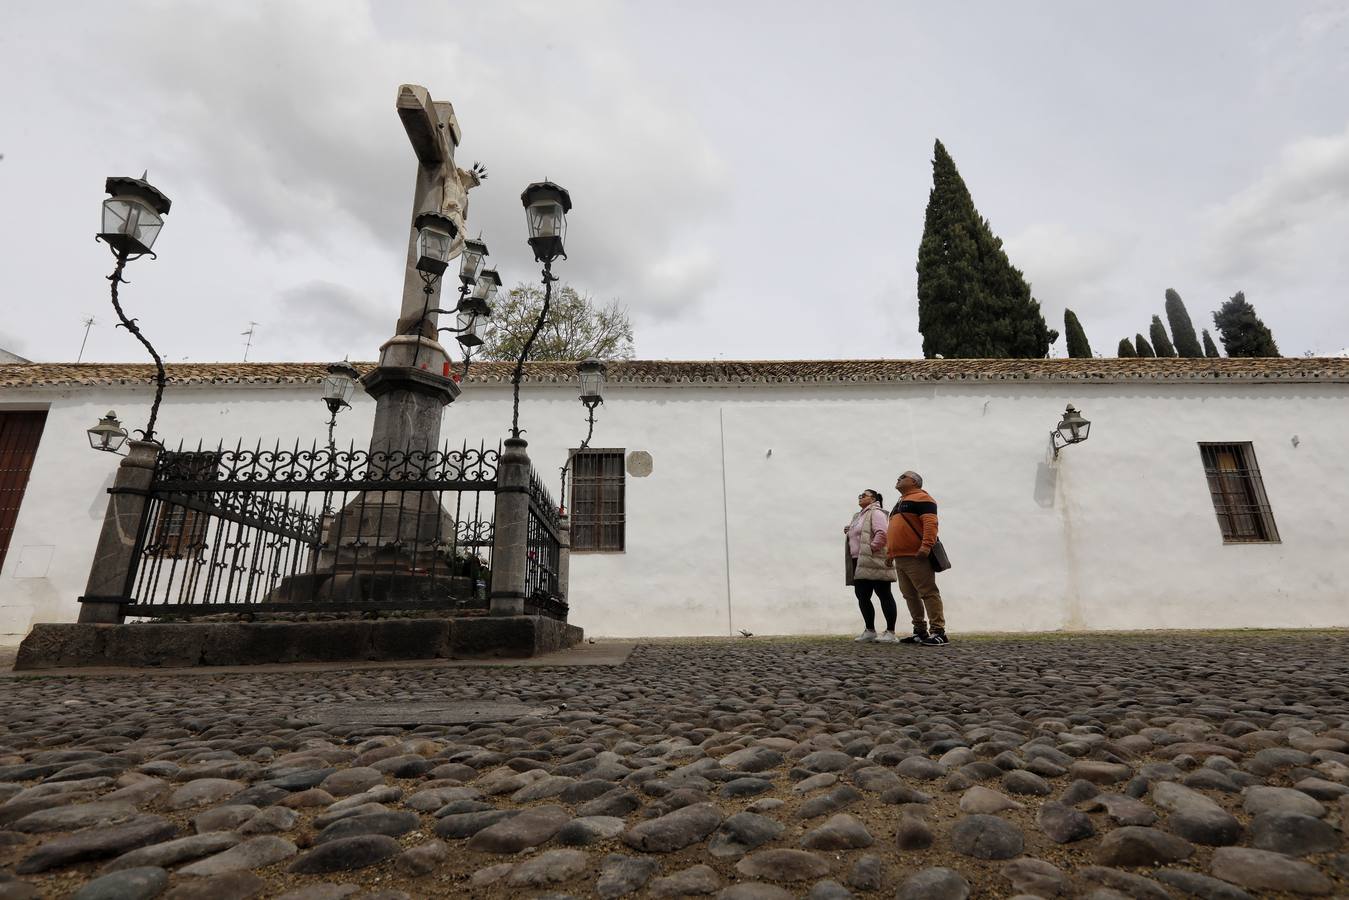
xmin=898 ymin=504 xmax=931 ymax=545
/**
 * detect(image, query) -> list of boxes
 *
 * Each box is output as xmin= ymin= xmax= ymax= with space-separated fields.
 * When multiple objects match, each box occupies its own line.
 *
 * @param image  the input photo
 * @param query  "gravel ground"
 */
xmin=0 ymin=631 xmax=1346 ymax=899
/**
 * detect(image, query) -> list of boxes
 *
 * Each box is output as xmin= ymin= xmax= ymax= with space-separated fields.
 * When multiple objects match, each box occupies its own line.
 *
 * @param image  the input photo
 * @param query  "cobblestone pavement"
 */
xmin=1 ymin=632 xmax=1347 ymax=899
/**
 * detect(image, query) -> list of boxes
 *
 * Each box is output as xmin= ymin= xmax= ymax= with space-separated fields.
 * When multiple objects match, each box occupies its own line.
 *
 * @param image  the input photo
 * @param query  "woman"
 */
xmin=845 ymin=489 xmax=899 ymax=642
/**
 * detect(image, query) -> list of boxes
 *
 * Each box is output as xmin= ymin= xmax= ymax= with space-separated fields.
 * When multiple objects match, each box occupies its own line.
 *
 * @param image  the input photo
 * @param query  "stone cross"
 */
xmin=390 ymin=83 xmax=483 ymax=343
xmin=356 ymin=85 xmax=484 ymax=460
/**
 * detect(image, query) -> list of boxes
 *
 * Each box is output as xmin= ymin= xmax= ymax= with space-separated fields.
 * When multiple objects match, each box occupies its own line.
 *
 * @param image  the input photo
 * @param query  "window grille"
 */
xmin=152 ymin=451 xmax=220 ymax=557
xmin=1198 ymin=443 xmax=1280 ymax=544
xmin=571 ymin=449 xmax=625 ymax=552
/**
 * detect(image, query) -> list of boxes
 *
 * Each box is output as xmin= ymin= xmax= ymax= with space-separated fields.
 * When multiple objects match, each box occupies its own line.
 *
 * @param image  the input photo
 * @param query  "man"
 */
xmin=887 ymin=471 xmax=948 ymax=646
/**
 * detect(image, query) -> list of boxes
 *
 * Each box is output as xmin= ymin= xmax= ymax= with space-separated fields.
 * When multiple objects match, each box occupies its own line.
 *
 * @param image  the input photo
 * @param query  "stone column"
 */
xmin=77 ymin=439 xmax=160 ymax=624
xmin=556 ymin=512 xmax=571 ymax=603
xmin=489 ymin=438 xmax=531 ymax=616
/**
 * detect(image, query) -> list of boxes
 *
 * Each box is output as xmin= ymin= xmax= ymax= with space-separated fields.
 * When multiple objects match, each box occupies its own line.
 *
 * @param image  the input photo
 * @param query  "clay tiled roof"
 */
xmin=1 ymin=357 xmax=1348 ymax=389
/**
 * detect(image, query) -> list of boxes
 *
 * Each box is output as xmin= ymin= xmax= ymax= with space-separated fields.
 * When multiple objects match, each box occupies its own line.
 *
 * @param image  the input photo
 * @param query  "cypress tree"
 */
xmin=1064 ymin=309 xmax=1092 ymax=358
xmin=1149 ymin=315 xmax=1177 ymax=357
xmin=1118 ymin=338 xmax=1138 ymax=358
xmin=1213 ymin=292 xmax=1280 ymax=357
xmin=1135 ymin=333 xmax=1156 ymax=357
xmin=1202 ymin=329 xmax=1221 ymax=358
xmin=1164 ymin=288 xmax=1203 ymax=357
xmin=916 ymin=140 xmax=1054 ymax=358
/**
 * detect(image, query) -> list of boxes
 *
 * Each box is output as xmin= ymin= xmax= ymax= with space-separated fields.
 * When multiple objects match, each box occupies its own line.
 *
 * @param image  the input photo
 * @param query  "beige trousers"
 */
xmin=892 ymin=556 xmax=945 ymax=632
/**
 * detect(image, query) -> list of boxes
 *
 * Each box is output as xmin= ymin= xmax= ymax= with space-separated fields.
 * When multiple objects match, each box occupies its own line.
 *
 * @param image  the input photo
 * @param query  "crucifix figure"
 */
xmin=390 ymin=84 xmax=485 ymax=341
xmin=361 ymin=84 xmax=484 ymax=456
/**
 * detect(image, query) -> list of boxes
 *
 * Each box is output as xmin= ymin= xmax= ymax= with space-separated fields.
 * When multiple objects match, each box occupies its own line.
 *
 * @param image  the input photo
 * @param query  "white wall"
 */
xmin=2 ymin=376 xmax=1346 ymax=645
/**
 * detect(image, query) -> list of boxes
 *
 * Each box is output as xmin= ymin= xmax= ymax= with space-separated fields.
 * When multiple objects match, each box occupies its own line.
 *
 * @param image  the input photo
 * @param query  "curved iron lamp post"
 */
xmin=95 ymin=172 xmax=172 ymax=442
xmin=1051 ymin=403 xmax=1091 ymax=458
xmin=558 ymin=358 xmax=607 ymax=512
xmin=437 ymin=264 xmax=500 ymax=378
xmin=511 ymin=180 xmax=572 ymax=438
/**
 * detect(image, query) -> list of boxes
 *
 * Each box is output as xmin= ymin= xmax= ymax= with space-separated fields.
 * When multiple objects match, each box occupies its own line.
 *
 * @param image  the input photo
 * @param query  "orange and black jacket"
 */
xmin=886 ymin=489 xmax=938 ymax=557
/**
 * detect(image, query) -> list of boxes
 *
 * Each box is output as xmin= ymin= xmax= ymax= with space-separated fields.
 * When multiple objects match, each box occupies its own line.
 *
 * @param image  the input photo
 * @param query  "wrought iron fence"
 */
xmin=524 ymin=464 xmax=566 ymax=619
xmin=123 ymin=441 xmax=499 ymax=616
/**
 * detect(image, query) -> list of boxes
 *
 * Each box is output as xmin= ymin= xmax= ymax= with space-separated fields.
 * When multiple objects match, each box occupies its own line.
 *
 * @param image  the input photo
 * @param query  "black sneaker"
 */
xmin=921 ymin=632 xmax=950 ymax=646
xmin=899 ymin=632 xmax=927 ymax=645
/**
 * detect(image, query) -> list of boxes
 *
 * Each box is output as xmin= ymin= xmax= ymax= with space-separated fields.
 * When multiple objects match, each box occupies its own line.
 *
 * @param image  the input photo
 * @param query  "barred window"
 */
xmin=571 ymin=449 xmax=625 ymax=552
xmin=1198 ymin=443 xmax=1280 ymax=544
xmin=153 ymin=451 xmax=220 ymax=557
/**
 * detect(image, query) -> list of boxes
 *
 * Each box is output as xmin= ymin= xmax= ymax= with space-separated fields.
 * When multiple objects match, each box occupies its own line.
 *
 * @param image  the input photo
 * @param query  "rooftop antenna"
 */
xmin=76 ymin=316 xmax=96 ymax=363
xmin=241 ymin=321 xmax=259 ymax=361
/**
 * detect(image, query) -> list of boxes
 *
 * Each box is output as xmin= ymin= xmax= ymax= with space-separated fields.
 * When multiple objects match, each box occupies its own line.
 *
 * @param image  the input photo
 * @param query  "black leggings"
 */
xmin=855 ymin=580 xmax=898 ymax=631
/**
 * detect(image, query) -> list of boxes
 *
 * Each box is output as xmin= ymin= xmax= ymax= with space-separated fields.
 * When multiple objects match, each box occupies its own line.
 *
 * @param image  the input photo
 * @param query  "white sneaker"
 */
xmin=876 ymin=631 xmax=898 ymax=643
xmin=854 ymin=629 xmax=878 ymax=642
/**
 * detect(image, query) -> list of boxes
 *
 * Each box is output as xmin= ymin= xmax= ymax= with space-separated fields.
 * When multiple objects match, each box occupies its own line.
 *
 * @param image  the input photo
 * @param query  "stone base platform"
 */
xmin=13 ymin=616 xmax=582 ymax=670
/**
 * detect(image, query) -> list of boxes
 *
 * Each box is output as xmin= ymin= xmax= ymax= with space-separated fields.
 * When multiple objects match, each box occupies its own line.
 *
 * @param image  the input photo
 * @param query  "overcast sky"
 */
xmin=3 ymin=1 xmax=1347 ymax=364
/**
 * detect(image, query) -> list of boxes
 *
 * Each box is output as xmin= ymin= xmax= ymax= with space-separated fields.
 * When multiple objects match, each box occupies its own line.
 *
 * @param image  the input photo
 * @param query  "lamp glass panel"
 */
xmin=470 ymin=316 xmax=490 ymax=344
xmin=416 ymin=226 xmax=453 ymax=266
xmin=579 ymin=369 xmax=604 ymax=401
xmin=470 ymin=277 xmax=492 ymax=301
xmin=455 ymin=310 xmax=484 ymax=346
xmin=459 ymin=244 xmax=485 ymax=281
xmin=102 ymin=198 xmax=132 ymax=235
xmin=481 ymin=278 xmax=499 ymax=304
xmin=321 ymin=372 xmax=355 ymax=404
xmin=528 ymin=201 xmax=565 ymax=238
xmin=102 ymin=197 xmax=163 ymax=250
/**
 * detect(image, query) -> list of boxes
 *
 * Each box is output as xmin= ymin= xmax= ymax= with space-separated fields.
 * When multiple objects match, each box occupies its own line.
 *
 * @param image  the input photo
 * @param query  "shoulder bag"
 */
xmin=900 ymin=508 xmax=952 ymax=573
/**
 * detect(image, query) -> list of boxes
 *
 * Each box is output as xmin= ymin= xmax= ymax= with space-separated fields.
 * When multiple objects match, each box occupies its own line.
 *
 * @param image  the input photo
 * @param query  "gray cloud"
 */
xmin=87 ymin=0 xmax=728 ymax=328
xmin=1201 ymin=122 xmax=1349 ymax=281
xmin=274 ymin=280 xmax=389 ymax=359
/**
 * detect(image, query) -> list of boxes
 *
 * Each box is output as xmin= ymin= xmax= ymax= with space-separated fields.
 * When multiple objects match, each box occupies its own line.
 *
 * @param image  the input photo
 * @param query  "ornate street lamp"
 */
xmin=511 ymin=181 xmax=573 ymax=438
xmin=522 ymin=181 xmax=572 ymax=264
xmin=459 ymin=236 xmax=488 ymax=287
xmin=578 ymin=358 xmax=607 ymax=409
xmin=87 ymin=411 xmax=129 ymax=454
xmin=438 ymin=266 xmax=499 ymax=378
xmin=95 ymin=172 xmax=172 ymax=442
xmin=559 ymin=358 xmax=607 ymax=512
xmin=321 ymin=361 xmax=360 ymax=453
xmin=1051 ymin=404 xmax=1092 ymax=458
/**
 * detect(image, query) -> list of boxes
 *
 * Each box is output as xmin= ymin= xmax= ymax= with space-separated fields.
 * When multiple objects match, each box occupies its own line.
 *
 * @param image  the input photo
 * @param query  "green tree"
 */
xmin=1164 ymin=289 xmax=1203 ymax=357
xmin=1202 ymin=329 xmax=1221 ymax=358
xmin=1213 ymin=292 xmax=1280 ymax=357
xmin=1117 ymin=338 xmax=1138 ymax=358
xmin=916 ymin=140 xmax=1055 ymax=358
xmin=481 ymin=283 xmax=635 ymax=362
xmin=1134 ymin=333 xmax=1156 ymax=357
xmin=1149 ymin=315 xmax=1177 ymax=358
xmin=1063 ymin=309 xmax=1093 ymax=358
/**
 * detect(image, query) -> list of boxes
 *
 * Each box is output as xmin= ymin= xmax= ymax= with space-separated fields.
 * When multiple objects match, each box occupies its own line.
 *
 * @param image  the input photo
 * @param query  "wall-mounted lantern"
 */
xmin=87 ymin=411 xmax=129 ymax=454
xmin=1051 ymin=404 xmax=1091 ymax=458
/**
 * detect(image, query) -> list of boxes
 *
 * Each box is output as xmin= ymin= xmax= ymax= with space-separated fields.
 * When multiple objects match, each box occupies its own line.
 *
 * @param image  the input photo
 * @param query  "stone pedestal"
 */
xmin=489 ymin=438 xmax=531 ymax=616
xmin=77 ymin=440 xmax=161 ymax=624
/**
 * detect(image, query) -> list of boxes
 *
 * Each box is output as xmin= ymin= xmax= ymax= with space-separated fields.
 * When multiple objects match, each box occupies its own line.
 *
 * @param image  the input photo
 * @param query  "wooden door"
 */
xmin=0 ymin=411 xmax=48 ymax=572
